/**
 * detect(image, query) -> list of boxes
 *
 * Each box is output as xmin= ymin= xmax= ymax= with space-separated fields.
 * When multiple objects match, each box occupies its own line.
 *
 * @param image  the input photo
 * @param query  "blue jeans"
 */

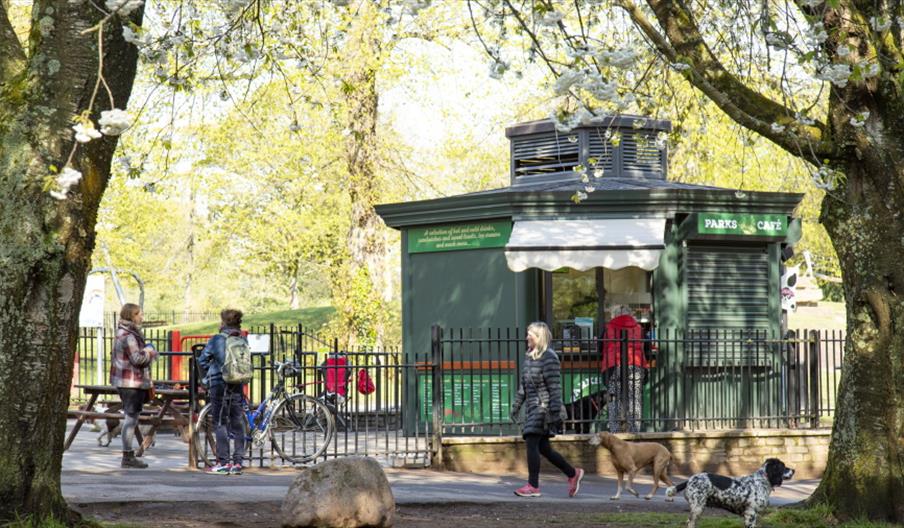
xmin=208 ymin=383 xmax=246 ymax=466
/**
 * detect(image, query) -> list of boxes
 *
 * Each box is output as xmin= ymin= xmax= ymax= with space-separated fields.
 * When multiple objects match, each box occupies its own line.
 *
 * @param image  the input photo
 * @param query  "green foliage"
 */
xmin=0 ymin=514 xmax=85 ymax=528
xmin=161 ymin=306 xmax=336 ymax=335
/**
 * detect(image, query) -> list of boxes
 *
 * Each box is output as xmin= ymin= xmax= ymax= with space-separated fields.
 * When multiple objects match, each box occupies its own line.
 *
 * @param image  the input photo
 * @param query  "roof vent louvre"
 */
xmin=506 ymin=116 xmax=670 ymax=187
xmin=622 ymin=131 xmax=665 ymax=177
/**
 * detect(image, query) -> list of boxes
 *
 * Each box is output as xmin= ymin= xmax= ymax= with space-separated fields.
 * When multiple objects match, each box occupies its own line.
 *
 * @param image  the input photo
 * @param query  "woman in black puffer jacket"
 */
xmin=511 ymin=322 xmax=584 ymax=497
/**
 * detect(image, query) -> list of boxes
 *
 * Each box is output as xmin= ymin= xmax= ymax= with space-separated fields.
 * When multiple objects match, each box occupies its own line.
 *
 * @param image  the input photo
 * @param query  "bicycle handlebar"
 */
xmin=273 ymin=359 xmax=301 ymax=378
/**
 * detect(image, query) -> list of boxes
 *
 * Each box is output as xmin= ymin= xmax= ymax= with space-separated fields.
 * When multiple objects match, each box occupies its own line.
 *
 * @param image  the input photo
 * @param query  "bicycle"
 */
xmin=192 ymin=359 xmax=335 ymax=466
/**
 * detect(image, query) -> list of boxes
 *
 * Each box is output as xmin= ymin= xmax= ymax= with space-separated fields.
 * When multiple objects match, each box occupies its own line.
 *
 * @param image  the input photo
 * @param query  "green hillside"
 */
xmin=163 ymin=305 xmax=336 ymax=335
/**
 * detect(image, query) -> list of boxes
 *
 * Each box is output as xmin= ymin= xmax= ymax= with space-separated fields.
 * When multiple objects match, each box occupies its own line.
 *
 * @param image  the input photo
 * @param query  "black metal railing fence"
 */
xmin=72 ymin=325 xmax=431 ymax=466
xmin=430 ymin=326 xmax=845 ymax=436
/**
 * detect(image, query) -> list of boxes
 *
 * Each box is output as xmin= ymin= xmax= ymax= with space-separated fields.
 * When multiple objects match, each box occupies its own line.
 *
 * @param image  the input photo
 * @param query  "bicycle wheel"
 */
xmin=270 ymin=394 xmax=335 ymax=464
xmin=193 ymin=403 xmax=251 ymax=467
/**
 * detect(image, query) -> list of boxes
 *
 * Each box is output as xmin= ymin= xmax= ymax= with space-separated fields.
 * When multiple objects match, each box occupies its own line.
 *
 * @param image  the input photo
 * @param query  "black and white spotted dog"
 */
xmin=666 ymin=458 xmax=794 ymax=528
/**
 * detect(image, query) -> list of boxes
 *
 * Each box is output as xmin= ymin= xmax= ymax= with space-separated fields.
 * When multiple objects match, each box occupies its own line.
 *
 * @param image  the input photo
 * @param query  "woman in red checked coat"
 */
xmin=110 ymin=303 xmax=158 ymax=468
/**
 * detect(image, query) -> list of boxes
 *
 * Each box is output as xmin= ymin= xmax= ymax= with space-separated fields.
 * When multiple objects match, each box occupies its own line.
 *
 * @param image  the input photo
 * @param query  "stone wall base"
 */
xmin=439 ymin=429 xmax=830 ymax=479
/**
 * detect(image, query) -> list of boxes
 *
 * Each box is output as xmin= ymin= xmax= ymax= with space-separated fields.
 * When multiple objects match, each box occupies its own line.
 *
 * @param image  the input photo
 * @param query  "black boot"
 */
xmin=121 ymin=450 xmax=148 ymax=468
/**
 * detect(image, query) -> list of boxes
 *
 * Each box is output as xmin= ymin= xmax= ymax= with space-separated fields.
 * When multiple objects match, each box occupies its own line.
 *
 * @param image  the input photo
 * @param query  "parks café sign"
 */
xmin=697 ymin=213 xmax=787 ymax=237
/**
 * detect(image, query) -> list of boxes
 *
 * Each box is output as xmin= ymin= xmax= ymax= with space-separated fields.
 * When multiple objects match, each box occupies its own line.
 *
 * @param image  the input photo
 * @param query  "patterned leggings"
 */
xmin=607 ymin=366 xmax=645 ymax=433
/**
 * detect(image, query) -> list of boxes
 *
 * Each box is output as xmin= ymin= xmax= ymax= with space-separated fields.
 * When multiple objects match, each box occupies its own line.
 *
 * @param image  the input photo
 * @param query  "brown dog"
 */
xmin=589 ymin=431 xmax=673 ymax=500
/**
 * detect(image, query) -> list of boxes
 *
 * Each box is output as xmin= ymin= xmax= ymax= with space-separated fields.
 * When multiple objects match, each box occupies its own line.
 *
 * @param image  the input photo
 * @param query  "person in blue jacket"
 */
xmin=199 ymin=308 xmax=246 ymax=475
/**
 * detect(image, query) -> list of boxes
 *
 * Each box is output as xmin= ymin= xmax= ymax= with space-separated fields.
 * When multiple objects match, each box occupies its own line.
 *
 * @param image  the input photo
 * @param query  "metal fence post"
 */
xmin=188 ymin=353 xmax=197 ymax=469
xmin=808 ymin=330 xmax=821 ymax=428
xmin=431 ymin=324 xmax=443 ymax=466
xmin=620 ymin=329 xmax=629 ymax=432
xmin=96 ymin=326 xmax=105 ymax=386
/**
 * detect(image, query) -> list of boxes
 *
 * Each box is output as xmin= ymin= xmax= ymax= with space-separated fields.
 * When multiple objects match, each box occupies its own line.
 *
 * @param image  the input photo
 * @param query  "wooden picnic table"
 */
xmin=65 ymin=382 xmax=192 ymax=456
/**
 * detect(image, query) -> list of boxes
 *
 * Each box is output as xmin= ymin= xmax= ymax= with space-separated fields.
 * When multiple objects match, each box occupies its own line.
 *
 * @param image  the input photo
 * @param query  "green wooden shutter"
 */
xmin=685 ymin=244 xmax=771 ymax=330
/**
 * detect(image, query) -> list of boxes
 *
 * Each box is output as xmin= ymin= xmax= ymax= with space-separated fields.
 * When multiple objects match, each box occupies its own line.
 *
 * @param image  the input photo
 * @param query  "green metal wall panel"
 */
xmin=653 ymin=223 xmax=683 ymax=329
xmin=402 ymin=244 xmax=531 ymax=362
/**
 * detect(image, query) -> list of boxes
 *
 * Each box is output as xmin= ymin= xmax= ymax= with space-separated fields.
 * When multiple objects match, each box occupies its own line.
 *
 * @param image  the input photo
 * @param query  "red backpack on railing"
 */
xmin=356 ymin=369 xmax=375 ymax=395
xmin=323 ymin=353 xmax=350 ymax=397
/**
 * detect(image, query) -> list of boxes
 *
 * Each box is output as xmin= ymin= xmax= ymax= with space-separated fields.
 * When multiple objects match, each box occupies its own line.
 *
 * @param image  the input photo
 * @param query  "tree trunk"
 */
xmin=289 ymin=273 xmax=300 ymax=310
xmin=338 ymin=3 xmax=388 ymax=348
xmin=182 ymin=189 xmax=196 ymax=319
xmin=0 ymin=4 xmax=140 ymax=523
xmin=809 ymin=153 xmax=904 ymax=522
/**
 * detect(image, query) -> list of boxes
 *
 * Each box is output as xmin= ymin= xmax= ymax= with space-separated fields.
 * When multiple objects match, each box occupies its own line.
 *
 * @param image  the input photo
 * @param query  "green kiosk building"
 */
xmin=376 ymin=116 xmax=803 ymax=432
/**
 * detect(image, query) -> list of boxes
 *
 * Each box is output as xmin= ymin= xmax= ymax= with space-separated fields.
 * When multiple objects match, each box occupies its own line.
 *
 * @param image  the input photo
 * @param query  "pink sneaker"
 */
xmin=514 ymin=483 xmax=541 ymax=497
xmin=568 ymin=468 xmax=585 ymax=497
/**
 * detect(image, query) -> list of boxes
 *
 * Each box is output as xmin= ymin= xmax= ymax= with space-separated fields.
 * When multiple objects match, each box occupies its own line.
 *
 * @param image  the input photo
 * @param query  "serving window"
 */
xmin=541 ymin=267 xmax=653 ymax=353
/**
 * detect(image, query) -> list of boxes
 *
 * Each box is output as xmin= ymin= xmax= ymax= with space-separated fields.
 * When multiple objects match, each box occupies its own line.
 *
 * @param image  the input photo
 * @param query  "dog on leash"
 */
xmin=666 ymin=458 xmax=795 ymax=528
xmin=95 ymin=402 xmax=156 ymax=447
xmin=588 ymin=431 xmax=674 ymax=500
xmin=96 ymin=402 xmax=124 ymax=447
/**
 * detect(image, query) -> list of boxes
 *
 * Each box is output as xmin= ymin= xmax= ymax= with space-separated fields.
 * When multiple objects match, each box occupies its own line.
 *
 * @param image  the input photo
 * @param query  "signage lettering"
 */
xmin=698 ymin=213 xmax=788 ymax=237
xmin=408 ymin=220 xmax=513 ymax=254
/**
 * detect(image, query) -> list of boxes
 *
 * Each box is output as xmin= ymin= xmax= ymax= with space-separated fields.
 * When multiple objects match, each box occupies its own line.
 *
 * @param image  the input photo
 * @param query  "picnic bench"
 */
xmin=65 ymin=382 xmax=192 ymax=456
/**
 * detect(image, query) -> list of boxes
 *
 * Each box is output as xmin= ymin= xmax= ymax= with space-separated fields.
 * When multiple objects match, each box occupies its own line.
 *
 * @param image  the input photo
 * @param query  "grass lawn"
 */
xmin=576 ymin=506 xmax=900 ymax=527
xmin=787 ymin=302 xmax=846 ymax=332
xmin=159 ymin=305 xmax=336 ymax=335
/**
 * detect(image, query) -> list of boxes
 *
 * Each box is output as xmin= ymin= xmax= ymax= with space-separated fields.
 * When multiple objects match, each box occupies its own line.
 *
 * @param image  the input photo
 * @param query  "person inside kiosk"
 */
xmin=601 ymin=305 xmax=649 ymax=433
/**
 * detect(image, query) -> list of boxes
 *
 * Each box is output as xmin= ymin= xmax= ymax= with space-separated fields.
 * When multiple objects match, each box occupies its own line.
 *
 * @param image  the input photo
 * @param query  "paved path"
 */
xmin=62 ymin=423 xmax=818 ymax=507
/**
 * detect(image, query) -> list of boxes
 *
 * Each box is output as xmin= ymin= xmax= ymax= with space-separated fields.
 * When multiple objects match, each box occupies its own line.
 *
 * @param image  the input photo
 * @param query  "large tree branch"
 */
xmin=0 ymin=2 xmax=25 ymax=83
xmin=617 ymin=0 xmax=836 ymax=163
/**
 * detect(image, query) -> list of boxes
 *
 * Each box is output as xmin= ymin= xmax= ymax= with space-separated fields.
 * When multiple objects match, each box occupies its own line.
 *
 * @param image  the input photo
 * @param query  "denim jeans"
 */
xmin=208 ymin=383 xmax=246 ymax=465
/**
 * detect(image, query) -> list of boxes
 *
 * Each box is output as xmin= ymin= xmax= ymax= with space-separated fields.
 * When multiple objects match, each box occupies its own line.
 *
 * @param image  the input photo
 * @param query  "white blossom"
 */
xmin=124 ymin=177 xmax=143 ymax=188
xmin=121 ymin=26 xmax=149 ymax=46
xmin=804 ymin=22 xmax=828 ymax=46
xmin=50 ymin=167 xmax=82 ymax=200
xmin=554 ymin=68 xmax=585 ymax=95
xmin=584 ymin=185 xmax=596 ymax=193
xmin=849 ymin=111 xmax=869 ymax=127
xmin=99 ymin=109 xmax=132 ymax=135
xmin=566 ymin=45 xmax=592 ymax=60
xmin=860 ymin=61 xmax=880 ymax=78
xmin=539 ymin=11 xmax=564 ymax=27
xmin=585 ymin=78 xmax=619 ymax=102
xmin=770 ymin=122 xmax=786 ymax=133
xmin=593 ymin=168 xmax=604 ymax=179
xmin=596 ymin=48 xmax=639 ymax=68
xmin=105 ymin=0 xmax=143 ymax=16
xmin=73 ymin=122 xmax=102 ymax=143
xmin=488 ymin=60 xmax=508 ymax=80
xmin=815 ymin=63 xmax=852 ymax=87
xmin=795 ymin=113 xmax=815 ymax=126
xmin=655 ymin=131 xmax=668 ymax=150
xmin=870 ymin=16 xmax=892 ymax=32
xmin=836 ymin=45 xmax=851 ymax=58
xmin=812 ymin=166 xmax=839 ymax=190
xmin=403 ymin=0 xmax=431 ymax=15
xmin=765 ymin=32 xmax=790 ymax=50
xmin=223 ymin=0 xmax=249 ymax=12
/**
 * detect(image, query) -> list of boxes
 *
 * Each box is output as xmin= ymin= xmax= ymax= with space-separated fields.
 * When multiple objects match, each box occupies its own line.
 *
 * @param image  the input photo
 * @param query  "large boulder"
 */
xmin=280 ymin=457 xmax=395 ymax=528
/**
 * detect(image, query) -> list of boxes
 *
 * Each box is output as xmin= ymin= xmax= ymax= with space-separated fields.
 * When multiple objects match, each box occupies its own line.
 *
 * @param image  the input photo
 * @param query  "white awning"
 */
xmin=504 ymin=218 xmax=666 ymax=272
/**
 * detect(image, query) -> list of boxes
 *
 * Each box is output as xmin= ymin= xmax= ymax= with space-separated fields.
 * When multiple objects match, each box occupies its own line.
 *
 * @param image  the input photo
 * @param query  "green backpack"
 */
xmin=221 ymin=333 xmax=253 ymax=384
